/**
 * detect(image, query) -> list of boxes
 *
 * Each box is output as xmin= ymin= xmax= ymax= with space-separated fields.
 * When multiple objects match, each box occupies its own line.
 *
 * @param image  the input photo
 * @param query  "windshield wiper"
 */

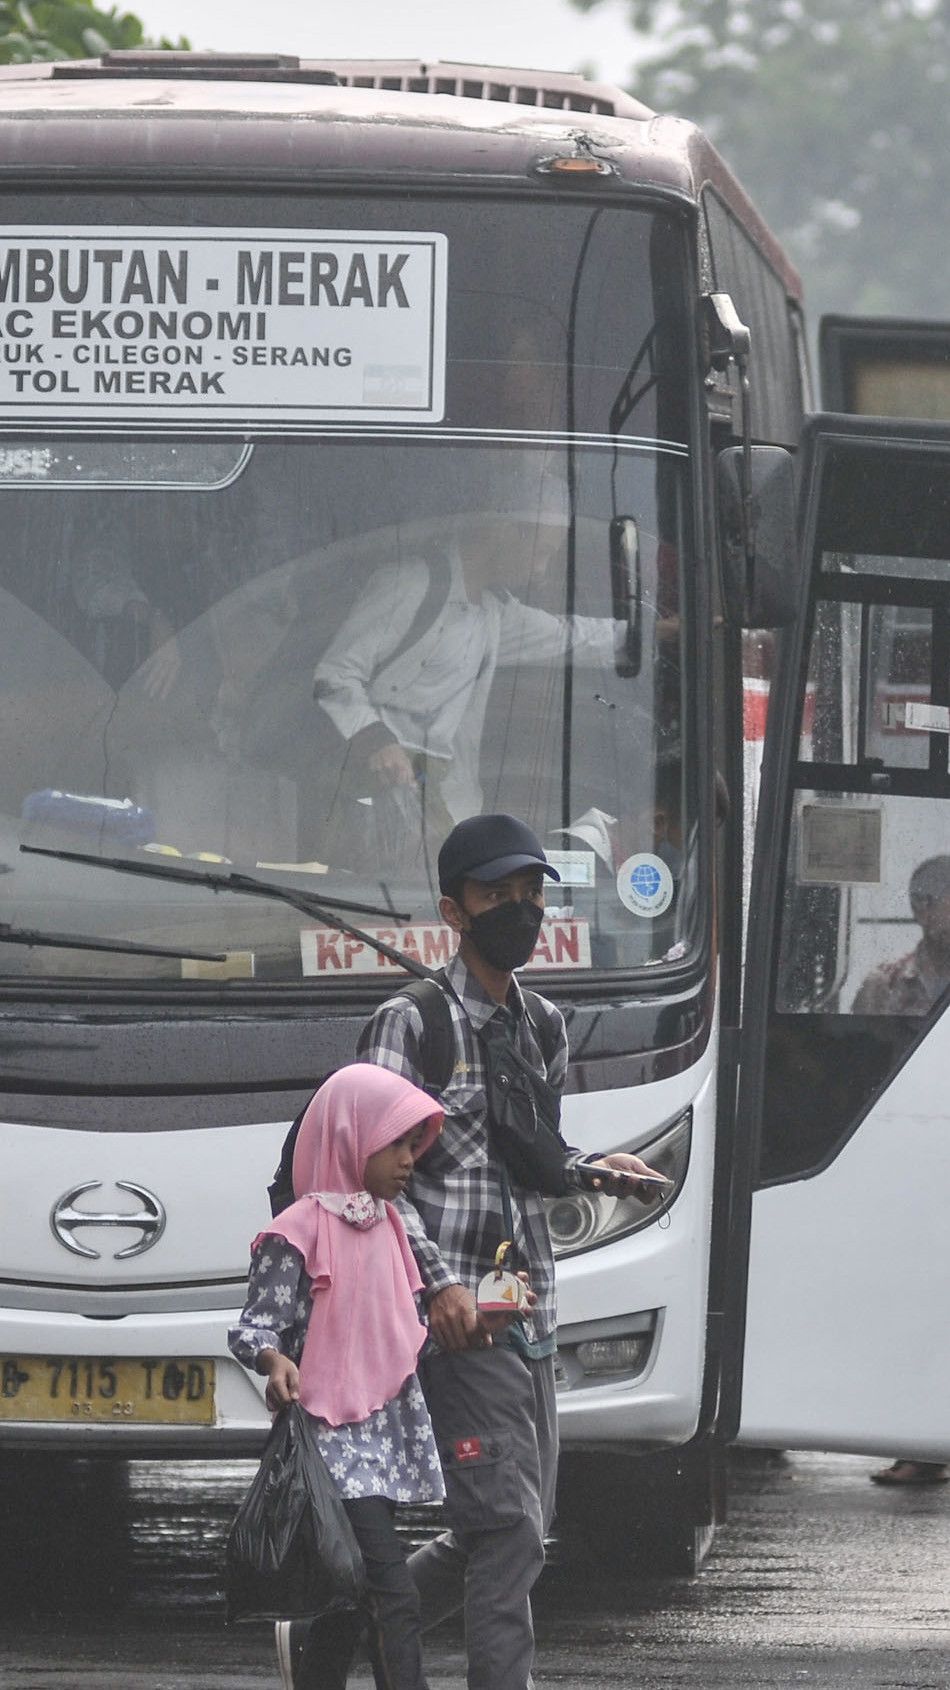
xmin=20 ymin=844 xmax=431 ymax=980
xmin=0 ymin=922 xmax=227 ymax=963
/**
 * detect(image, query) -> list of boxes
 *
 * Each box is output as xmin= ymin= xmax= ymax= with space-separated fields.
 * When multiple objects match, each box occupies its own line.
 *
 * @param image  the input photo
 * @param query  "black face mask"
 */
xmin=467 ymin=898 xmax=544 ymax=972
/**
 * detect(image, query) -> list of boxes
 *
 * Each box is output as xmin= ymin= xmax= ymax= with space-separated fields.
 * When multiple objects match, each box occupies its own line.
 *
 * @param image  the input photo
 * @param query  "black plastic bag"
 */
xmin=227 ymin=1401 xmax=366 ymax=1624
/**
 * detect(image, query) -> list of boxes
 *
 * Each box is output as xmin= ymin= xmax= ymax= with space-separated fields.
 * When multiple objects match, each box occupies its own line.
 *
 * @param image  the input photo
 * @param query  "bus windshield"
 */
xmin=0 ymin=196 xmax=696 ymax=989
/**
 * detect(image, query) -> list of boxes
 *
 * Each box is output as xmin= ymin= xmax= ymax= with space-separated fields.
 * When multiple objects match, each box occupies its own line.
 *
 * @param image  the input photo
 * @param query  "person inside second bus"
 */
xmin=852 ymin=853 xmax=950 ymax=1017
xmin=309 ymin=455 xmax=626 ymax=871
xmin=852 ymin=852 xmax=950 ymax=1486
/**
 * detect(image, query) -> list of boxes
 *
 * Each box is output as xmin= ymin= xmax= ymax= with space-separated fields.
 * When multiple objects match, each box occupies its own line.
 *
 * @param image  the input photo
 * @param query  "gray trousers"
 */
xmin=410 ymin=1344 xmax=558 ymax=1690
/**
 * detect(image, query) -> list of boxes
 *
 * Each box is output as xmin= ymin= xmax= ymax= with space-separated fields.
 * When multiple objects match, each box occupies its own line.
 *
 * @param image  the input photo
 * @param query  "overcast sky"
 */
xmin=131 ymin=0 xmax=646 ymax=85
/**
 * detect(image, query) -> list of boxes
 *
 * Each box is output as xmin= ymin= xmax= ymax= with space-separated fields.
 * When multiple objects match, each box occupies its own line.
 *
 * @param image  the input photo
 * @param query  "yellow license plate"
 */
xmin=0 ymin=1355 xmax=216 ymax=1424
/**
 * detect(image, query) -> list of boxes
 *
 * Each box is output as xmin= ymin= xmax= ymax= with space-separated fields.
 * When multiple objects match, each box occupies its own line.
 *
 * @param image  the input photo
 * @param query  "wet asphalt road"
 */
xmin=1 ymin=1448 xmax=948 ymax=1689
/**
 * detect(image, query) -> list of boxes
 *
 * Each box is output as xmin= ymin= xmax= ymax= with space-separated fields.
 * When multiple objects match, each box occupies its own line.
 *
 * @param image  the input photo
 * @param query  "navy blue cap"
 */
xmin=438 ymin=813 xmax=560 ymax=893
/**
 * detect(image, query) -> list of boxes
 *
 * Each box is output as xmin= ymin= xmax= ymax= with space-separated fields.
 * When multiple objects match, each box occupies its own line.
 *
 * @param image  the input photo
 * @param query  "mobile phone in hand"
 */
xmin=576 ymin=1160 xmax=670 ymax=1194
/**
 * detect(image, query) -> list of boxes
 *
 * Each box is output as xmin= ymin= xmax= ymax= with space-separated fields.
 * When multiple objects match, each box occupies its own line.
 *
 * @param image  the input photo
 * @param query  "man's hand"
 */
xmin=369 ymin=742 xmax=416 ymax=785
xmin=583 ymin=1152 xmax=669 ymax=1202
xmin=428 ymin=1284 xmax=493 ymax=1351
xmin=256 ymin=1348 xmax=300 ymax=1412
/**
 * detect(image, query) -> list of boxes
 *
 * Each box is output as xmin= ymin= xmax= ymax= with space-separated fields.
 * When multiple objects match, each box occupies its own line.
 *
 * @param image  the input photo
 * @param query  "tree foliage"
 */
xmin=573 ymin=0 xmax=950 ymax=324
xmin=0 ymin=0 xmax=187 ymax=62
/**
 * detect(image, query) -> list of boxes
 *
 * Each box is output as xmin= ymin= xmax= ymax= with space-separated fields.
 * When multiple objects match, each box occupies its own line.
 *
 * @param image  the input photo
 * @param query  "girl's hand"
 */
xmin=256 ymin=1349 xmax=300 ymax=1412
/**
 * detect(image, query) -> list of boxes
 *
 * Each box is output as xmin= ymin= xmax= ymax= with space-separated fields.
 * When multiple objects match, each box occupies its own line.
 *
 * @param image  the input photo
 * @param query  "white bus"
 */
xmin=0 ymin=52 xmax=945 ymax=1575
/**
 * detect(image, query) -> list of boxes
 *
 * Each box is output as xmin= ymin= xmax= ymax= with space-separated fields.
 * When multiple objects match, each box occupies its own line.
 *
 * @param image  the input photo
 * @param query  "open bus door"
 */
xmin=732 ymin=410 xmax=950 ymax=1458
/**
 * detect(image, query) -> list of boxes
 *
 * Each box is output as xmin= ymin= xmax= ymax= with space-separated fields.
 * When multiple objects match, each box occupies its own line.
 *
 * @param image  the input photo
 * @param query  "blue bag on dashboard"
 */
xmin=21 ymin=789 xmax=155 ymax=845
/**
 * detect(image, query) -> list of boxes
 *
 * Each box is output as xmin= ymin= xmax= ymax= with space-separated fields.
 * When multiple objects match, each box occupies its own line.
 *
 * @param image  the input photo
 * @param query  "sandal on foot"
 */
xmin=871 ymin=1461 xmax=949 ymax=1485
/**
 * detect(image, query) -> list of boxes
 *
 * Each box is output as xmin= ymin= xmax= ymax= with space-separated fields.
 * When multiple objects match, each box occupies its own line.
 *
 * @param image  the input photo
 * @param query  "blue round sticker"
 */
xmin=616 ymin=852 xmax=674 ymax=918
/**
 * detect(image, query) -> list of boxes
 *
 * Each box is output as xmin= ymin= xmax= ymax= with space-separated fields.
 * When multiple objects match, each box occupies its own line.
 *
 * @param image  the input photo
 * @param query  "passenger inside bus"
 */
xmin=308 ymin=454 xmax=624 ymax=876
xmin=852 ymin=854 xmax=950 ymax=1016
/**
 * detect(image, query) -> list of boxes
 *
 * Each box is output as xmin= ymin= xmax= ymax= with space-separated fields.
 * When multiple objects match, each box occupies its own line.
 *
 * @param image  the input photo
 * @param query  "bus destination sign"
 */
xmin=299 ymin=918 xmax=593 ymax=976
xmin=0 ymin=228 xmax=448 ymax=428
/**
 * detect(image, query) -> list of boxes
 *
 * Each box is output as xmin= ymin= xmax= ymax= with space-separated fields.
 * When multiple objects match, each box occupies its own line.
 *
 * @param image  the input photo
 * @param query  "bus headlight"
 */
xmin=546 ymin=1108 xmax=691 ymax=1259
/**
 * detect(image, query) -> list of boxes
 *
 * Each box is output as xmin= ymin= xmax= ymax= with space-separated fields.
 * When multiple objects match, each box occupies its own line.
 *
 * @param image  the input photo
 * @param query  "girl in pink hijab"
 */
xmin=229 ymin=1063 xmax=444 ymax=1690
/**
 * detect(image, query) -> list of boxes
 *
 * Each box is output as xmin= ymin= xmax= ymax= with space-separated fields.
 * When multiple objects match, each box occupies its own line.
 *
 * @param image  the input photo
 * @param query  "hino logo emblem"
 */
xmin=50 ymin=1181 xmax=167 ymax=1260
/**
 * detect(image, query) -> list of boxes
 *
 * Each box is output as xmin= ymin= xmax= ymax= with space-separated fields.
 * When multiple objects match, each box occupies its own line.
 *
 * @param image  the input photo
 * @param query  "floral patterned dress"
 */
xmin=228 ymin=1240 xmax=445 ymax=1505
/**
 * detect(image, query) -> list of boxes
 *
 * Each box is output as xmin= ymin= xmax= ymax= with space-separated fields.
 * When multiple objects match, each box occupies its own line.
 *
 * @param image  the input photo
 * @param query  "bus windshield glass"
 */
xmin=0 ymin=195 xmax=696 ymax=988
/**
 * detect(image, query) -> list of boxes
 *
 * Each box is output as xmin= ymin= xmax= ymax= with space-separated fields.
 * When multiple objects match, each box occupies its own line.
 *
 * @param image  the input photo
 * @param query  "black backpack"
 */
xmin=266 ymin=973 xmax=557 ymax=1215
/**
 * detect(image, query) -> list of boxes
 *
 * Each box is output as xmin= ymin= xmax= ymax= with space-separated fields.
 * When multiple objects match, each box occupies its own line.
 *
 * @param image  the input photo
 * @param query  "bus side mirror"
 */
xmin=609 ymin=515 xmax=641 ymax=677
xmin=717 ymin=445 xmax=799 ymax=628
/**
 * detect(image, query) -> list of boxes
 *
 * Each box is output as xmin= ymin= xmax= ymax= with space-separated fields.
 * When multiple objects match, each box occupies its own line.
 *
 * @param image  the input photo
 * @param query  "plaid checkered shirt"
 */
xmin=361 ymin=951 xmax=574 ymax=1343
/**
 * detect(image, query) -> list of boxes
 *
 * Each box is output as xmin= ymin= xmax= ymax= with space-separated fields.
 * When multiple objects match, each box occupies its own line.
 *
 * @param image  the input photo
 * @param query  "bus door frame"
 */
xmin=722 ymin=410 xmax=950 ymax=1449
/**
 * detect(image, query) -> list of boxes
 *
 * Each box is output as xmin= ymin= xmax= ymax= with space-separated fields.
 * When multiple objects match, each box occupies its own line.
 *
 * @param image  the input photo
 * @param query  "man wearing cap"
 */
xmin=852 ymin=853 xmax=950 ymax=1489
xmin=358 ymin=812 xmax=661 ymax=1690
xmin=311 ymin=455 xmax=625 ymax=848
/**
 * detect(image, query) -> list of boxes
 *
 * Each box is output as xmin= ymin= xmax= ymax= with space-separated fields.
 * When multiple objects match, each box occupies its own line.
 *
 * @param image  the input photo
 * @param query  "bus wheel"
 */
xmin=555 ymin=1441 xmax=725 ymax=1577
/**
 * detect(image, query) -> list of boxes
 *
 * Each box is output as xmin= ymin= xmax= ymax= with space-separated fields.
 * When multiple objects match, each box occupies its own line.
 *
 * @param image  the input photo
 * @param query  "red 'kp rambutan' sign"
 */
xmin=299 ymin=918 xmax=591 ymax=976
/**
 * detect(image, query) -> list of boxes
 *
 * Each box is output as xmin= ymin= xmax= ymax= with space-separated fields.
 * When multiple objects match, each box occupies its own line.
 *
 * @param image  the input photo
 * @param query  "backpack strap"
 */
xmin=373 ymin=549 xmax=454 ymax=676
xmin=520 ymin=987 xmax=561 ymax=1075
xmin=392 ymin=973 xmax=456 ymax=1096
xmin=355 ymin=970 xmax=456 ymax=1097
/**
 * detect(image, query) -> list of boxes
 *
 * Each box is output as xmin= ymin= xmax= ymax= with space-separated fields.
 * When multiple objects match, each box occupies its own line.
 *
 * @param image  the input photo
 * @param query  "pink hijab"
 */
xmin=255 ymin=1064 xmax=442 ymax=1427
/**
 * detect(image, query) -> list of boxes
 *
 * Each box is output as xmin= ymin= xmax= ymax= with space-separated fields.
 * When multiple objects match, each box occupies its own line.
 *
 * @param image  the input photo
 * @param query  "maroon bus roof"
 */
xmin=0 ymin=55 xmax=801 ymax=301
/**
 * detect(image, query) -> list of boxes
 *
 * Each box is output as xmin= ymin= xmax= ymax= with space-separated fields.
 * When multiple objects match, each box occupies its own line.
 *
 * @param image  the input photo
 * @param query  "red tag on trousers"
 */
xmin=454 ymin=1437 xmax=482 ymax=1462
